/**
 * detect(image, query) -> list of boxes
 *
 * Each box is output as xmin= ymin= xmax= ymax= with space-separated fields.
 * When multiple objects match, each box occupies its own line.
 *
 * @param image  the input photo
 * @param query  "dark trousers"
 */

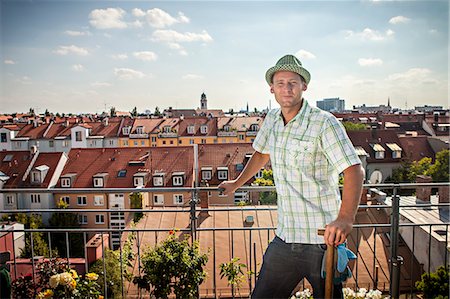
xmin=251 ymin=236 xmax=343 ymax=299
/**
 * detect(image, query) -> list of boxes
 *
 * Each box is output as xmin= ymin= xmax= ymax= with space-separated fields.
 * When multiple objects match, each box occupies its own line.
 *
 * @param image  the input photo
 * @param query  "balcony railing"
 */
xmin=0 ymin=183 xmax=449 ymax=299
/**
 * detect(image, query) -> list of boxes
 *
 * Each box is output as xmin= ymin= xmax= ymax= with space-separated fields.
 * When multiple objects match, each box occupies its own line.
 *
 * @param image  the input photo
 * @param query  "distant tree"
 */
xmin=55 ymin=112 xmax=61 ymax=117
xmin=110 ymin=107 xmax=117 ymax=117
xmin=254 ymin=107 xmax=258 ymax=113
xmin=254 ymin=169 xmax=277 ymax=204
xmin=48 ymin=199 xmax=83 ymax=257
xmin=131 ymin=107 xmax=138 ymax=117
xmin=427 ymin=149 xmax=449 ymax=182
xmin=44 ymin=109 xmax=50 ymax=116
xmin=342 ymin=121 xmax=367 ymax=131
xmin=154 ymin=106 xmax=161 ymax=117
xmin=17 ymin=213 xmax=49 ymax=258
xmin=229 ymin=108 xmax=234 ymax=115
xmin=29 ymin=108 xmax=35 ymax=116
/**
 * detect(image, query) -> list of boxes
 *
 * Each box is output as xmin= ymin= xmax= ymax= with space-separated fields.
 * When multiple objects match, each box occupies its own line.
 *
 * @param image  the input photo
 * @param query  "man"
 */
xmin=218 ymin=54 xmax=364 ymax=298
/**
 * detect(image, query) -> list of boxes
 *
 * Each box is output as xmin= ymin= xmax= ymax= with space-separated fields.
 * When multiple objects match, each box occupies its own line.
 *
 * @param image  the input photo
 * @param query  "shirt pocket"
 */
xmin=286 ymin=139 xmax=315 ymax=164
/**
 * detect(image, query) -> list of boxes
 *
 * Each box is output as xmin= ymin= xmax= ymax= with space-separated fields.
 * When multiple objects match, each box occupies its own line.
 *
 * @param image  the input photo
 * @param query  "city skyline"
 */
xmin=1 ymin=0 xmax=448 ymax=114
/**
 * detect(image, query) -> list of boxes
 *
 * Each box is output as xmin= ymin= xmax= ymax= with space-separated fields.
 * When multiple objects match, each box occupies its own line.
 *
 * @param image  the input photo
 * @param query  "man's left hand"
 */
xmin=324 ymin=218 xmax=353 ymax=247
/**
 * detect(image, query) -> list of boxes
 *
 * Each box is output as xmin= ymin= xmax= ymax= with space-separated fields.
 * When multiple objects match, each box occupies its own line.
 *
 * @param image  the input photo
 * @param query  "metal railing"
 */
xmin=0 ymin=182 xmax=449 ymax=299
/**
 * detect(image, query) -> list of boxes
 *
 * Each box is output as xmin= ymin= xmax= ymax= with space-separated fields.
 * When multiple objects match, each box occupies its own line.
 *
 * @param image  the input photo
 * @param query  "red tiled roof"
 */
xmin=15 ymin=123 xmax=49 ymax=139
xmin=0 ymin=151 xmax=33 ymax=188
xmin=61 ymin=147 xmax=194 ymax=188
xmin=347 ymin=130 xmax=403 ymax=163
xmin=131 ymin=119 xmax=163 ymax=134
xmin=118 ymin=117 xmax=135 ymax=137
xmin=20 ymin=152 xmax=65 ymax=188
xmin=198 ymin=143 xmax=260 ymax=185
xmin=178 ymin=117 xmax=218 ymax=137
xmin=398 ymin=136 xmax=436 ymax=162
xmin=154 ymin=118 xmax=181 ymax=133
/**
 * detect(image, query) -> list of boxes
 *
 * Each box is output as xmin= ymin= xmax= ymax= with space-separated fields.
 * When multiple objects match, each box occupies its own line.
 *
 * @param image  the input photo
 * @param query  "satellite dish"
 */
xmin=370 ymin=170 xmax=383 ymax=184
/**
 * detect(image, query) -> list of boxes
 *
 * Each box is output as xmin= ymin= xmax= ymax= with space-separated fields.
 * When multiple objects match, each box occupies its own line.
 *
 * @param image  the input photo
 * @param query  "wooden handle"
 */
xmin=318 ymin=228 xmax=334 ymax=299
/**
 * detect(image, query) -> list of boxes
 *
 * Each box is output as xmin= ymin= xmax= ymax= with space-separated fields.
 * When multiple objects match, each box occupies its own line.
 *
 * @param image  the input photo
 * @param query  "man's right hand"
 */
xmin=218 ymin=180 xmax=238 ymax=195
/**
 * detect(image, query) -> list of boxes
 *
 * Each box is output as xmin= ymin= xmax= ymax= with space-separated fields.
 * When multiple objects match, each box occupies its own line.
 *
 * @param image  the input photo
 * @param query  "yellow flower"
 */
xmin=49 ymin=274 xmax=60 ymax=288
xmin=70 ymin=269 xmax=78 ymax=279
xmin=85 ymin=272 xmax=99 ymax=281
xmin=43 ymin=289 xmax=54 ymax=298
xmin=69 ymin=279 xmax=77 ymax=290
xmin=59 ymin=272 xmax=73 ymax=285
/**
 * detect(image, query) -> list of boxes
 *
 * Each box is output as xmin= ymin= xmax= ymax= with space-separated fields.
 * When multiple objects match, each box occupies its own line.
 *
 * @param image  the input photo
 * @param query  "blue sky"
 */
xmin=1 ymin=0 xmax=448 ymax=114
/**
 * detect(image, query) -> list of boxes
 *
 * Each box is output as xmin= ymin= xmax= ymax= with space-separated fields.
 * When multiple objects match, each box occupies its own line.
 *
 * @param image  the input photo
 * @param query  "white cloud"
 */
xmin=182 ymin=74 xmax=203 ymax=80
xmin=429 ymin=29 xmax=438 ymax=35
xmin=344 ymin=28 xmax=394 ymax=41
xmin=133 ymin=51 xmax=158 ymax=61
xmin=53 ymin=45 xmax=89 ymax=56
xmin=111 ymin=54 xmax=128 ymax=60
xmin=114 ymin=68 xmax=145 ymax=79
xmin=388 ymin=68 xmax=432 ymax=82
xmin=64 ymin=30 xmax=91 ymax=36
xmin=152 ymin=29 xmax=213 ymax=43
xmin=91 ymin=82 xmax=112 ymax=87
xmin=4 ymin=60 xmax=15 ymax=64
xmin=389 ymin=16 xmax=411 ymax=25
xmin=295 ymin=49 xmax=316 ymax=60
xmin=89 ymin=8 xmax=127 ymax=29
xmin=358 ymin=58 xmax=383 ymax=66
xmin=72 ymin=64 xmax=85 ymax=71
xmin=135 ymin=8 xmax=190 ymax=28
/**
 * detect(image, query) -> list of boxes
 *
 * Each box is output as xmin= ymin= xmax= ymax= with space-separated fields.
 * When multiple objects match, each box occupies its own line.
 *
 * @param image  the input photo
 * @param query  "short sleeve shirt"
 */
xmin=253 ymin=100 xmax=361 ymax=243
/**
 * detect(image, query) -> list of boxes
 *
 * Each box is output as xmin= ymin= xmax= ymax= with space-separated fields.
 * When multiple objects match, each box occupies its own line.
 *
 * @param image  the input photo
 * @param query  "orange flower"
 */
xmin=169 ymin=230 xmax=175 ymax=235
xmin=98 ymin=296 xmax=104 ymax=299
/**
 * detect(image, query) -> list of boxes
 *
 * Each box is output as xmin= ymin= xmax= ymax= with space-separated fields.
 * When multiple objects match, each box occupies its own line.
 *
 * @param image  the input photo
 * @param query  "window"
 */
xmin=200 ymin=125 xmax=208 ymax=134
xmin=189 ymin=139 xmax=194 ymax=144
xmin=78 ymin=215 xmax=88 ymax=224
xmin=173 ymin=176 xmax=183 ymax=186
xmin=134 ymin=177 xmax=144 ymax=187
xmin=202 ymin=171 xmax=212 ymax=180
xmin=123 ymin=140 xmax=129 ymax=146
xmin=117 ymin=170 xmax=127 ymax=177
xmin=61 ymin=196 xmax=70 ymax=205
xmin=3 ymin=154 xmax=13 ymax=162
xmin=75 ymin=131 xmax=82 ymax=142
xmin=218 ymin=169 xmax=228 ymax=180
xmin=14 ymin=141 xmax=22 ymax=148
xmin=31 ymin=194 xmax=41 ymax=204
xmin=134 ymin=141 xmax=138 ymax=146
xmin=255 ymin=169 xmax=264 ymax=179
xmin=173 ymin=194 xmax=183 ymax=204
xmin=170 ymin=140 xmax=174 ymax=145
xmin=250 ymin=124 xmax=259 ymax=131
xmin=375 ymin=151 xmax=385 ymax=159
xmin=94 ymin=195 xmax=104 ymax=206
xmin=163 ymin=126 xmax=171 ymax=133
xmin=109 ymin=140 xmax=114 ymax=146
xmin=136 ymin=126 xmax=144 ymax=134
xmin=187 ymin=125 xmax=195 ymax=134
xmin=95 ymin=214 xmax=105 ymax=224
xmin=31 ymin=171 xmax=41 ymax=183
xmin=122 ymin=127 xmax=130 ymax=135
xmin=0 ymin=133 xmax=6 ymax=143
xmin=6 ymin=195 xmax=14 ymax=205
xmin=63 ymin=140 xmax=69 ymax=147
xmin=93 ymin=177 xmax=103 ymax=187
xmin=141 ymin=140 xmax=145 ymax=146
xmin=61 ymin=178 xmax=71 ymax=187
xmin=154 ymin=194 xmax=164 ymax=205
xmin=224 ymin=125 xmax=231 ymax=132
xmin=201 ymin=139 xmax=206 ymax=144
xmin=77 ymin=196 xmax=87 ymax=205
xmin=49 ymin=140 xmax=54 ymax=148
xmin=151 ymin=136 xmax=157 ymax=142
xmin=392 ymin=151 xmax=401 ymax=159
xmin=238 ymin=134 xmax=244 ymax=141
xmin=153 ymin=175 xmax=164 ymax=186
xmin=162 ymin=140 xmax=166 ymax=145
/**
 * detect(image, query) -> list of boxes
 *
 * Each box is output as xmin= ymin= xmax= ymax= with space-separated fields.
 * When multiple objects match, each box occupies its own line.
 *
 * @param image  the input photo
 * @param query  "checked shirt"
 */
xmin=253 ymin=100 xmax=361 ymax=244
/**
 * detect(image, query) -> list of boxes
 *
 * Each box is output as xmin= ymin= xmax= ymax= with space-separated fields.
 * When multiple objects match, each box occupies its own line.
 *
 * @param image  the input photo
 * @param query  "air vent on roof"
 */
xmin=111 ymin=157 xmax=116 ymax=161
xmin=129 ymin=161 xmax=145 ymax=166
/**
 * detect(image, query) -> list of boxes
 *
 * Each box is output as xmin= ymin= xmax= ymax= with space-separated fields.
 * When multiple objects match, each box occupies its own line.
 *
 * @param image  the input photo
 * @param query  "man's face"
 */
xmin=271 ymin=71 xmax=306 ymax=109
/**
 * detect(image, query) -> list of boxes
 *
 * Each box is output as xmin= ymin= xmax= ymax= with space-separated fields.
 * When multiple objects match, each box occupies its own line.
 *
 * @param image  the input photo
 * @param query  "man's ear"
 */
xmin=270 ymin=85 xmax=274 ymax=93
xmin=302 ymin=84 xmax=308 ymax=91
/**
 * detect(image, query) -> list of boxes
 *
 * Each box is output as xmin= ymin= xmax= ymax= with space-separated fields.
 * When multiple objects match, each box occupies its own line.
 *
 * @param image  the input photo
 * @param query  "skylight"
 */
xmin=3 ymin=154 xmax=13 ymax=162
xmin=117 ymin=170 xmax=127 ymax=177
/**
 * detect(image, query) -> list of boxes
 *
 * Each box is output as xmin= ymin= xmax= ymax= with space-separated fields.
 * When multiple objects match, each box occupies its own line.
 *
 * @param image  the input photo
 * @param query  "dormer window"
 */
xmin=255 ymin=169 xmax=264 ymax=179
xmin=163 ymin=126 xmax=171 ymax=133
xmin=187 ymin=125 xmax=195 ymax=134
xmin=200 ymin=125 xmax=208 ymax=134
xmin=133 ymin=172 xmax=147 ymax=187
xmin=250 ymin=124 xmax=259 ymax=131
xmin=31 ymin=171 xmax=41 ymax=184
xmin=201 ymin=167 xmax=213 ymax=180
xmin=153 ymin=173 xmax=165 ymax=186
xmin=224 ymin=125 xmax=231 ymax=132
xmin=371 ymin=144 xmax=385 ymax=159
xmin=122 ymin=126 xmax=131 ymax=135
xmin=93 ymin=173 xmax=108 ymax=188
xmin=61 ymin=178 xmax=71 ymax=187
xmin=217 ymin=167 xmax=228 ymax=180
xmin=31 ymin=165 xmax=49 ymax=184
xmin=172 ymin=172 xmax=185 ymax=186
xmin=136 ymin=126 xmax=144 ymax=134
xmin=386 ymin=143 xmax=402 ymax=159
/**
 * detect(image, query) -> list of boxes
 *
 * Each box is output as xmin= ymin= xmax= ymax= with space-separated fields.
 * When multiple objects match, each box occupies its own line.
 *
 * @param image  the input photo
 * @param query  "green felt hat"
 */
xmin=265 ymin=54 xmax=311 ymax=85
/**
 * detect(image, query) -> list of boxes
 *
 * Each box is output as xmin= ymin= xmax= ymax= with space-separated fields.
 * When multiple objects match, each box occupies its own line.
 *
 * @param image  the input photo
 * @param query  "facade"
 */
xmin=316 ymin=97 xmax=345 ymax=112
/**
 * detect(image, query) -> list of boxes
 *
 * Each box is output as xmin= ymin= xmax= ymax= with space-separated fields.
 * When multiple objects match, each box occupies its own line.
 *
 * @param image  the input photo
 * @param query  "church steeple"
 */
xmin=200 ymin=92 xmax=207 ymax=110
xmin=387 ymin=97 xmax=391 ymax=108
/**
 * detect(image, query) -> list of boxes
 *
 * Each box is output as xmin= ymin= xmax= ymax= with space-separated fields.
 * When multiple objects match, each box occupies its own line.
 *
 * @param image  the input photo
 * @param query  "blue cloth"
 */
xmin=321 ymin=242 xmax=357 ymax=284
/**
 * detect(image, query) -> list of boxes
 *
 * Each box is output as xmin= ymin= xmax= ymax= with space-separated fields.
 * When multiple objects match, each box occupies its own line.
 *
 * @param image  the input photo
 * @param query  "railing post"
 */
xmin=190 ymin=189 xmax=198 ymax=241
xmin=389 ymin=185 xmax=401 ymax=298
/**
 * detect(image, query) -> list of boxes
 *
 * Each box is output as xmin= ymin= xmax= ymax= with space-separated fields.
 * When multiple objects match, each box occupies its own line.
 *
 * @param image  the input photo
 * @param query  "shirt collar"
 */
xmin=276 ymin=98 xmax=311 ymax=124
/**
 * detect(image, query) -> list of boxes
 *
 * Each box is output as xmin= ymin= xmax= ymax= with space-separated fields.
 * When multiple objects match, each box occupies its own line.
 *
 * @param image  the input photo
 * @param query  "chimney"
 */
xmin=103 ymin=117 xmax=109 ymax=127
xmin=416 ymin=175 xmax=432 ymax=203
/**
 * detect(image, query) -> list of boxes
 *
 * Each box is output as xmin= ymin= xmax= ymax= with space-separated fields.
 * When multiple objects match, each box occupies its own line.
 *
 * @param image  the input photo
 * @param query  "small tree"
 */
xmin=133 ymin=232 xmax=209 ymax=298
xmin=130 ymin=192 xmax=144 ymax=223
xmin=89 ymin=249 xmax=123 ymax=298
xmin=427 ymin=149 xmax=449 ymax=182
xmin=131 ymin=106 xmax=138 ymax=117
xmin=219 ymin=257 xmax=247 ymax=298
xmin=415 ymin=266 xmax=449 ymax=299
xmin=154 ymin=106 xmax=161 ymax=117
xmin=17 ymin=214 xmax=49 ymax=258
xmin=342 ymin=121 xmax=367 ymax=131
xmin=110 ymin=107 xmax=116 ymax=117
